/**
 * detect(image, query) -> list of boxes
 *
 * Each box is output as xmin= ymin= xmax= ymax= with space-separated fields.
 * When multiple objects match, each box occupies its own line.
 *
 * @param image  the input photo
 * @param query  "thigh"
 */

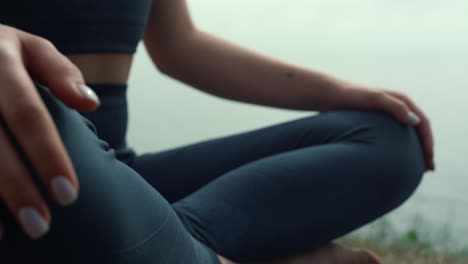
xmin=0 ymin=82 xmax=219 ymax=264
xmin=171 ymin=109 xmax=426 ymax=262
xmin=129 ymin=111 xmax=382 ymax=203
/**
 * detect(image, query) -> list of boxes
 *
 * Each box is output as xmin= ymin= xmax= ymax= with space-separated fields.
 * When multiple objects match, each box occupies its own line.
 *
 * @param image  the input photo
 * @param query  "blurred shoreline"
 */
xmin=340 ymin=216 xmax=468 ymax=263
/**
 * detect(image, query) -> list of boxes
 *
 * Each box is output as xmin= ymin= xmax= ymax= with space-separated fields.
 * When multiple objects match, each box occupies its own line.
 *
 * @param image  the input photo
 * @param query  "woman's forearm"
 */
xmin=160 ymin=29 xmax=348 ymax=111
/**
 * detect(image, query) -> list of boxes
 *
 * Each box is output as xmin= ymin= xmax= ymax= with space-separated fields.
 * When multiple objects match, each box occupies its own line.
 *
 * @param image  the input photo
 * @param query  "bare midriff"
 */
xmin=65 ymin=53 xmax=134 ymax=84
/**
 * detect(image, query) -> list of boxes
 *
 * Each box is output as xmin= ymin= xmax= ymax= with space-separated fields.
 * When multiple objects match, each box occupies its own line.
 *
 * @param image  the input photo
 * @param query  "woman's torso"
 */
xmin=0 ymin=0 xmax=152 ymax=163
xmin=0 ymin=0 xmax=153 ymax=84
xmin=65 ymin=53 xmax=134 ymax=84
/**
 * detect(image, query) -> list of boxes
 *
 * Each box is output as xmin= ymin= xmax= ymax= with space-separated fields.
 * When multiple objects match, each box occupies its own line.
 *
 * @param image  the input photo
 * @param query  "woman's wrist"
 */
xmin=314 ymin=78 xmax=350 ymax=112
xmin=321 ymin=79 xmax=380 ymax=112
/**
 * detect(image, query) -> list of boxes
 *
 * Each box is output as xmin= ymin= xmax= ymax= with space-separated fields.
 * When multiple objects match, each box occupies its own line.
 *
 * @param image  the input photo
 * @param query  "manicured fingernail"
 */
xmin=52 ymin=176 xmax=78 ymax=206
xmin=19 ymin=207 xmax=49 ymax=240
xmin=408 ymin=111 xmax=420 ymax=125
xmin=78 ymin=84 xmax=100 ymax=104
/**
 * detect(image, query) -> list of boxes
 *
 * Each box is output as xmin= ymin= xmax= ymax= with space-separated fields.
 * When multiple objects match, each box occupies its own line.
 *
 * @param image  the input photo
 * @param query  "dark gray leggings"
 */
xmin=0 ymin=82 xmax=426 ymax=263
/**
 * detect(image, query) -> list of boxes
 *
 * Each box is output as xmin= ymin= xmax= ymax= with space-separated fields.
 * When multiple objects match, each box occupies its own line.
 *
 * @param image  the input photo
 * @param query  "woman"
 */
xmin=0 ymin=0 xmax=434 ymax=263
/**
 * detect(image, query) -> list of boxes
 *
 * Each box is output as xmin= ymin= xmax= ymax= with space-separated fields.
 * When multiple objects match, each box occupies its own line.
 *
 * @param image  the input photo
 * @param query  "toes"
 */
xmin=357 ymin=249 xmax=383 ymax=264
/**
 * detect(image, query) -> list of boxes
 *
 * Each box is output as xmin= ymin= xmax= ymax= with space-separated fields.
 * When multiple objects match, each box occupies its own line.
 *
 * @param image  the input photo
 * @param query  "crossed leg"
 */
xmin=127 ymin=109 xmax=426 ymax=263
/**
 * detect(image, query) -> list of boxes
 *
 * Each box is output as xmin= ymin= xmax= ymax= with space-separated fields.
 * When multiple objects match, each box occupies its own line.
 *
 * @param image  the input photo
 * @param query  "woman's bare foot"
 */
xmin=217 ymin=254 xmax=238 ymax=264
xmin=278 ymin=242 xmax=382 ymax=264
xmin=216 ymin=242 xmax=382 ymax=264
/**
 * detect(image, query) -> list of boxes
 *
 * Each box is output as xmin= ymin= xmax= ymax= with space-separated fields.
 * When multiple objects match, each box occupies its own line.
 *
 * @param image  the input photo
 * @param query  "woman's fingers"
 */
xmin=0 ymin=57 xmax=80 ymax=206
xmin=0 ymin=24 xmax=90 ymax=240
xmin=374 ymin=90 xmax=434 ymax=172
xmin=18 ymin=30 xmax=100 ymax=112
xmin=372 ymin=91 xmax=418 ymax=126
xmin=0 ymin=122 xmax=51 ymax=239
xmin=384 ymin=90 xmax=435 ymax=171
xmin=0 ymin=55 xmax=79 ymax=239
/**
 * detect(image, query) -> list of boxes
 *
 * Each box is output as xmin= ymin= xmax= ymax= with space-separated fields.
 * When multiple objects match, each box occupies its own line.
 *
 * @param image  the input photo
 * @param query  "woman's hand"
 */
xmin=0 ymin=24 xmax=100 ymax=240
xmin=329 ymin=82 xmax=434 ymax=172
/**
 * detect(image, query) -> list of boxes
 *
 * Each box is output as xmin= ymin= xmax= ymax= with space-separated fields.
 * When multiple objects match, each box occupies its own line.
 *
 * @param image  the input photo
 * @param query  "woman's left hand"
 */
xmin=327 ymin=82 xmax=434 ymax=172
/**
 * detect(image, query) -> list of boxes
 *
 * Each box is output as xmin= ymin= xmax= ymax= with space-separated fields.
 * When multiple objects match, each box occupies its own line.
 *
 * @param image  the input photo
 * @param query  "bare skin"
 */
xmin=64 ymin=53 xmax=133 ymax=84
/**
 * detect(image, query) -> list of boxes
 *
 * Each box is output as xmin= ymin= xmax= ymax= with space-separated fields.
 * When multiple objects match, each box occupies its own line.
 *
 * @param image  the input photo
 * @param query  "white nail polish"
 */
xmin=19 ymin=207 xmax=49 ymax=240
xmin=78 ymin=84 xmax=100 ymax=104
xmin=52 ymin=176 xmax=78 ymax=206
xmin=408 ymin=111 xmax=421 ymax=125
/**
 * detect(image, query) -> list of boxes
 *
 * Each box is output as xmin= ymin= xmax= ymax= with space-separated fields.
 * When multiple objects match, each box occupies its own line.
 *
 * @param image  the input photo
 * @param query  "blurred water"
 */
xmin=127 ymin=0 xmax=468 ymax=249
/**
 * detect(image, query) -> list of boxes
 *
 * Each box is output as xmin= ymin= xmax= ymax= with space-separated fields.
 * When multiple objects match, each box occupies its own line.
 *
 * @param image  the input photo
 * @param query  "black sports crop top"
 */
xmin=0 ymin=0 xmax=152 ymax=54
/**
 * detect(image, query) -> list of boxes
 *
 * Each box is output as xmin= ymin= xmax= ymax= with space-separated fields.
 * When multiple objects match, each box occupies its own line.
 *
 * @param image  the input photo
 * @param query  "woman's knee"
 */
xmin=364 ymin=110 xmax=426 ymax=206
xmin=300 ymin=110 xmax=425 ymax=195
xmin=320 ymin=110 xmax=425 ymax=207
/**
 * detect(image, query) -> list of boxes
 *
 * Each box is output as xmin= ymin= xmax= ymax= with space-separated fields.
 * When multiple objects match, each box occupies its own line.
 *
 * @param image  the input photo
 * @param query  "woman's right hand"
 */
xmin=0 ymin=24 xmax=100 ymax=240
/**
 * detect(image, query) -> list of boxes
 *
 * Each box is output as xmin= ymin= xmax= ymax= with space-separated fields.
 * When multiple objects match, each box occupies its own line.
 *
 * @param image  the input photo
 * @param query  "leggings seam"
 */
xmin=110 ymin=212 xmax=171 ymax=257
